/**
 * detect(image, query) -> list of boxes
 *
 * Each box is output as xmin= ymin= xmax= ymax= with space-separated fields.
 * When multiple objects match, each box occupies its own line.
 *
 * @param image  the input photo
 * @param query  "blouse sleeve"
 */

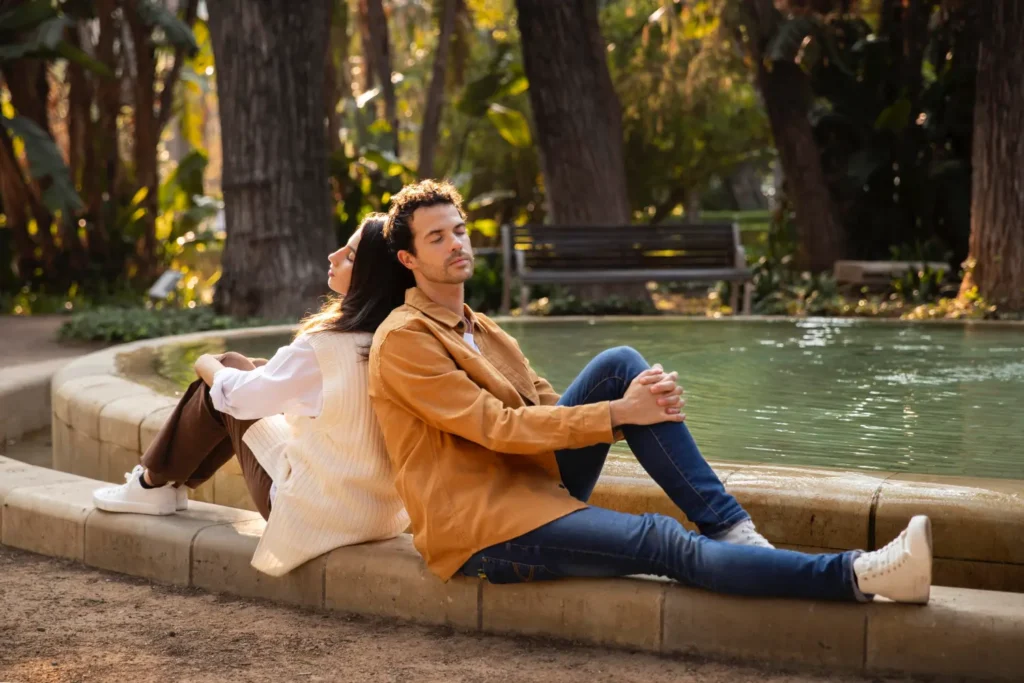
xmin=209 ymin=336 xmax=323 ymax=420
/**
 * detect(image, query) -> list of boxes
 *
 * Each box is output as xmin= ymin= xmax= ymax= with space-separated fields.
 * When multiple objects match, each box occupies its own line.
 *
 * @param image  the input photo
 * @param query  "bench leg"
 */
xmin=729 ymin=282 xmax=739 ymax=314
xmin=742 ymin=281 xmax=753 ymax=315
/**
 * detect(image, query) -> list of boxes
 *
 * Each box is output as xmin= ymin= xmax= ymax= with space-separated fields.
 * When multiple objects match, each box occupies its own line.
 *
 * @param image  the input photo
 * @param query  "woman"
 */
xmin=93 ymin=214 xmax=416 ymax=576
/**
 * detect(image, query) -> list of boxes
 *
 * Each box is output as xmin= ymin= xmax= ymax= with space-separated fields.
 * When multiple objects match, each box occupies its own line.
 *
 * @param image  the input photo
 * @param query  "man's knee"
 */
xmin=219 ymin=351 xmax=257 ymax=371
xmin=596 ymin=345 xmax=649 ymax=376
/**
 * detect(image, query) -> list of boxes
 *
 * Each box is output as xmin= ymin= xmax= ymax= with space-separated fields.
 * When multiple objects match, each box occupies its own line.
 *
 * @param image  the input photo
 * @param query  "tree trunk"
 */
xmin=957 ymin=0 xmax=1024 ymax=312
xmin=208 ymin=0 xmax=335 ymax=320
xmin=89 ymin=0 xmax=121 ymax=263
xmin=743 ymin=0 xmax=845 ymax=273
xmin=325 ymin=0 xmax=351 ymax=153
xmin=124 ymin=3 xmax=160 ymax=282
xmin=451 ymin=0 xmax=470 ymax=88
xmin=514 ymin=0 xmax=631 ymax=225
xmin=514 ymin=0 xmax=640 ymax=303
xmin=418 ymin=0 xmax=457 ymax=179
xmin=358 ymin=0 xmax=398 ymax=155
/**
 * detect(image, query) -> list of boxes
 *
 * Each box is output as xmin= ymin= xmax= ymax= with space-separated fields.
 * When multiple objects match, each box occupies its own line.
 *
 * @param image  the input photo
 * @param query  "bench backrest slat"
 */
xmin=511 ymin=223 xmax=740 ymax=271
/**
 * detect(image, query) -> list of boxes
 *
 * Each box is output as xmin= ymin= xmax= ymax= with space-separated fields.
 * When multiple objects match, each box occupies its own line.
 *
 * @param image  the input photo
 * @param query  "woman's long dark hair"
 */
xmin=297 ymin=213 xmax=415 ymax=340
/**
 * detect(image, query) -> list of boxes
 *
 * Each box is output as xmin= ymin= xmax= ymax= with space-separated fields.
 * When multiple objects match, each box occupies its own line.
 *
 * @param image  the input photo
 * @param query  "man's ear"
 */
xmin=396 ymin=249 xmax=416 ymax=270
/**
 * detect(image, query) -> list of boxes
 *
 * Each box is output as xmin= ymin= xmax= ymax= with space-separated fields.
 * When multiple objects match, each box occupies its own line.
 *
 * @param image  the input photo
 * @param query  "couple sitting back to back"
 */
xmin=95 ymin=180 xmax=933 ymax=604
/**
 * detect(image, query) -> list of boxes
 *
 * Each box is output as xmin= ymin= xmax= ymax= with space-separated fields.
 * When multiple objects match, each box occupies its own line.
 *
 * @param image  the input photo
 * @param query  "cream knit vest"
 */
xmin=242 ymin=331 xmax=409 ymax=577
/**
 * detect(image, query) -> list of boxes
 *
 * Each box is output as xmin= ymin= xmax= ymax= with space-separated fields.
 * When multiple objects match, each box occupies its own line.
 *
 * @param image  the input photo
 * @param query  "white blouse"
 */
xmin=209 ymin=336 xmax=324 ymax=420
xmin=209 ymin=331 xmax=479 ymax=421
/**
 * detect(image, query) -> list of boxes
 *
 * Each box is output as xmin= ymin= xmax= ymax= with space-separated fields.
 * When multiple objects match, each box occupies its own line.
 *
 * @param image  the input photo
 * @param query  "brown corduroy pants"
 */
xmin=139 ymin=352 xmax=273 ymax=520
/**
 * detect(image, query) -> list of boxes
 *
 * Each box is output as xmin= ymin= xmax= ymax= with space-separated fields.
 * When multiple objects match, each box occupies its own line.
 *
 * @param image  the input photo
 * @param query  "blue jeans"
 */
xmin=460 ymin=346 xmax=862 ymax=602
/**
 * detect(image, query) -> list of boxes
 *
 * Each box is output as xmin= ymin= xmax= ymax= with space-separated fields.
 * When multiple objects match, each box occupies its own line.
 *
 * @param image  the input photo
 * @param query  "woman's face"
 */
xmin=327 ymin=227 xmax=363 ymax=295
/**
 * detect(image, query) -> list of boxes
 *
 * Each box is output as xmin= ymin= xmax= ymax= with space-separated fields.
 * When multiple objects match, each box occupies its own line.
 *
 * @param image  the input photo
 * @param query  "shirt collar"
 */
xmin=404 ymin=287 xmax=478 ymax=333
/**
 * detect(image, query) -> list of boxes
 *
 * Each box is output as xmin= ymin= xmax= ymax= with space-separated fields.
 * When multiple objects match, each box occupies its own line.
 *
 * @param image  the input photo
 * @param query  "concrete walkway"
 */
xmin=1 ymin=315 xmax=104 ymax=457
xmin=0 ymin=315 xmax=105 ymax=368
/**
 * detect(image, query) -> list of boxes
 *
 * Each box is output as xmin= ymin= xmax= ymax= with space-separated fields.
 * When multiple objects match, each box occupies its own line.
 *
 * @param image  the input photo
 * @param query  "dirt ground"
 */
xmin=0 ymin=547 xmax=929 ymax=683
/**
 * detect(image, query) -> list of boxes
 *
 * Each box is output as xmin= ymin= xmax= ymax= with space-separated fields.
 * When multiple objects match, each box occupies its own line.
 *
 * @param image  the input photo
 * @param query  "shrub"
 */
xmin=58 ymin=306 xmax=276 ymax=344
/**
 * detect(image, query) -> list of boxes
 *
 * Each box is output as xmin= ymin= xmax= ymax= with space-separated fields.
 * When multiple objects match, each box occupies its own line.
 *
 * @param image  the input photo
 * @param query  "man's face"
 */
xmin=400 ymin=203 xmax=474 ymax=285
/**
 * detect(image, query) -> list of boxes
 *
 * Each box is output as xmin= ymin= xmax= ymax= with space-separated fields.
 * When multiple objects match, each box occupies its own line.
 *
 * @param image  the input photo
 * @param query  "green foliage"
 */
xmin=0 ymin=1 xmax=113 ymax=76
xmin=58 ymin=305 xmax=273 ymax=344
xmin=0 ymin=114 xmax=83 ymax=216
xmin=604 ymin=0 xmax=773 ymax=219
xmin=530 ymin=290 xmax=658 ymax=317
xmin=485 ymin=104 xmax=531 ymax=147
xmin=764 ymin=7 xmax=977 ymax=264
xmin=464 ymin=254 xmax=504 ymax=313
xmin=136 ymin=0 xmax=200 ymax=54
xmin=891 ymin=263 xmax=949 ymax=305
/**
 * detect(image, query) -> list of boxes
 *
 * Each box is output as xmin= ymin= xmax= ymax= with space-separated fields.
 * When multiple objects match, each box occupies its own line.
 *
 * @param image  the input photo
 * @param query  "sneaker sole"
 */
xmin=907 ymin=515 xmax=933 ymax=604
xmin=92 ymin=493 xmax=176 ymax=516
xmin=920 ymin=515 xmax=933 ymax=601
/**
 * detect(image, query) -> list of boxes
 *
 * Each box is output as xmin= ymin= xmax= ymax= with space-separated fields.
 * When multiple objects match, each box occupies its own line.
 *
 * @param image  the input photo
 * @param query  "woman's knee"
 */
xmin=218 ymin=351 xmax=257 ymax=371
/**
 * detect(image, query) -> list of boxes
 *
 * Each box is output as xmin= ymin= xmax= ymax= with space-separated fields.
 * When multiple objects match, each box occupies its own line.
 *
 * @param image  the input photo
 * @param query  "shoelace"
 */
xmin=861 ymin=530 xmax=907 ymax=578
xmin=123 ymin=465 xmax=144 ymax=484
xmin=737 ymin=524 xmax=772 ymax=548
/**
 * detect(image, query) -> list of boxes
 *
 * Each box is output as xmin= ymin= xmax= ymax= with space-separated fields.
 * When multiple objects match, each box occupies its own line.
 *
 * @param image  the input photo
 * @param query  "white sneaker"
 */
xmin=175 ymin=485 xmax=188 ymax=511
xmin=854 ymin=515 xmax=932 ymax=604
xmin=93 ymin=465 xmax=176 ymax=516
xmin=712 ymin=518 xmax=774 ymax=548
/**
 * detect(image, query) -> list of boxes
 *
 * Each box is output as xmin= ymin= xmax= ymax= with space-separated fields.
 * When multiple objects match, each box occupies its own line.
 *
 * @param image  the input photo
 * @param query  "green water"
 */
xmin=146 ymin=319 xmax=1024 ymax=479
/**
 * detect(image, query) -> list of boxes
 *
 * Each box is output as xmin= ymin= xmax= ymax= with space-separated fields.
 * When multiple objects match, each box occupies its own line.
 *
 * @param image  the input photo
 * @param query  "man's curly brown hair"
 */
xmin=383 ymin=179 xmax=465 ymax=256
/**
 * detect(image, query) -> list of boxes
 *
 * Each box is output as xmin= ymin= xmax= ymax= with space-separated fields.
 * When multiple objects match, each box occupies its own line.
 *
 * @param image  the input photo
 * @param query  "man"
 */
xmin=368 ymin=180 xmax=932 ymax=604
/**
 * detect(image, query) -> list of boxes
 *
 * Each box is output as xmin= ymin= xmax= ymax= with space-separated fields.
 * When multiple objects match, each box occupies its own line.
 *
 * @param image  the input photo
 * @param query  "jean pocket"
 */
xmin=478 ymin=557 xmax=560 ymax=584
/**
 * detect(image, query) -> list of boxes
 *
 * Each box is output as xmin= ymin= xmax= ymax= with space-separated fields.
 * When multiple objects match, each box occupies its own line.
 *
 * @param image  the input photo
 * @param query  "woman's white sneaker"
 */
xmin=854 ymin=515 xmax=932 ymax=604
xmin=93 ymin=465 xmax=176 ymax=516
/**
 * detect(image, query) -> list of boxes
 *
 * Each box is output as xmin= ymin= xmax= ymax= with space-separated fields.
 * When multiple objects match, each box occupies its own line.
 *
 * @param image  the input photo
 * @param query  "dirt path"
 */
xmin=0 ymin=547 xmax=925 ymax=683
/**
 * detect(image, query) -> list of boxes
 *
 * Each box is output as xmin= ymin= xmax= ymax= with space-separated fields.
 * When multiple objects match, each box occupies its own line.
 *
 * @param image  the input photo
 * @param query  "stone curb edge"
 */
xmin=1 ymin=456 xmax=1022 ymax=680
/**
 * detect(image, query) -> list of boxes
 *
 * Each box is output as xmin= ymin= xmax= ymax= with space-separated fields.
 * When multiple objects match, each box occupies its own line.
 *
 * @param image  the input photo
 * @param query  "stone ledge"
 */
xmin=1 ymin=459 xmax=1023 ymax=679
xmin=664 ymin=586 xmax=869 ymax=669
xmin=192 ymin=519 xmax=325 ymax=609
xmin=324 ymin=536 xmax=479 ymax=629
xmin=2 ymin=479 xmax=97 ymax=561
xmin=85 ymin=501 xmax=261 ymax=586
xmin=866 ymin=586 xmax=1024 ymax=680
xmin=482 ymin=574 xmax=665 ymax=651
xmin=0 ymin=358 xmax=67 ymax=450
xmin=43 ymin=333 xmax=1024 ymax=595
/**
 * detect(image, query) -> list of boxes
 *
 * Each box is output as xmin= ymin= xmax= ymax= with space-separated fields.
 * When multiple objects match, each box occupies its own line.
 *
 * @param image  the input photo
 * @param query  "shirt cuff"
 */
xmin=580 ymin=400 xmax=616 ymax=445
xmin=208 ymin=367 xmax=244 ymax=414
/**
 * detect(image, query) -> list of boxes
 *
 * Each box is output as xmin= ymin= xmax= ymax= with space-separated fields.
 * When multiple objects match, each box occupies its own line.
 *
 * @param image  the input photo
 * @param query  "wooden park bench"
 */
xmin=500 ymin=223 xmax=754 ymax=315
